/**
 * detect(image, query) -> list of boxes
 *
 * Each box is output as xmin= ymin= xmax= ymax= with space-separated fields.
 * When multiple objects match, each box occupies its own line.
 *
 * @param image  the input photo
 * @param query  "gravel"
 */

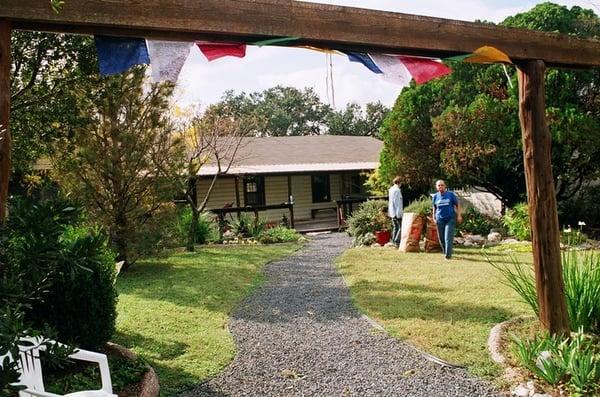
xmin=185 ymin=233 xmax=499 ymax=397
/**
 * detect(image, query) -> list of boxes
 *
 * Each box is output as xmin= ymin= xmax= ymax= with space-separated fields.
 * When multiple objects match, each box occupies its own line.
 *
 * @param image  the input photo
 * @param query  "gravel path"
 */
xmin=186 ymin=233 xmax=499 ymax=397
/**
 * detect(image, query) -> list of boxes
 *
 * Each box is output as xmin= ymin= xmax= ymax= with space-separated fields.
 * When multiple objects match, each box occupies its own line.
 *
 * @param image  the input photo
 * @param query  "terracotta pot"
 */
xmin=375 ymin=230 xmax=391 ymax=245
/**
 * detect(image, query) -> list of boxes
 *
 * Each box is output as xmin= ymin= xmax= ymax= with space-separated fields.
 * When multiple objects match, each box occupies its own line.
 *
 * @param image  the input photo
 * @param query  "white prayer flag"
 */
xmin=369 ymin=53 xmax=413 ymax=87
xmin=146 ymin=40 xmax=193 ymax=83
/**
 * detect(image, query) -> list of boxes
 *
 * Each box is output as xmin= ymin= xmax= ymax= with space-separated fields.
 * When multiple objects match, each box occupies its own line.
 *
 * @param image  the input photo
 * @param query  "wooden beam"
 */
xmin=0 ymin=20 xmax=10 ymax=223
xmin=1 ymin=0 xmax=600 ymax=68
xmin=517 ymin=60 xmax=570 ymax=335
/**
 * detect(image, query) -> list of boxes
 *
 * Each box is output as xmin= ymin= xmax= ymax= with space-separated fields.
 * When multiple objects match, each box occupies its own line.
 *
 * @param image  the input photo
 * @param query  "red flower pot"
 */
xmin=375 ymin=230 xmax=391 ymax=246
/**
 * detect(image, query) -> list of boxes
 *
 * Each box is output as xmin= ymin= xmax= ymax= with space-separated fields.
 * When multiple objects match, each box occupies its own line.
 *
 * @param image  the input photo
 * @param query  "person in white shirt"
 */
xmin=388 ymin=176 xmax=403 ymax=246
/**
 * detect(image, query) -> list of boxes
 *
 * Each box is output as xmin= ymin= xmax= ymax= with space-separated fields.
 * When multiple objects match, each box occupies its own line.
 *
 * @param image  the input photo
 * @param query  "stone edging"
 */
xmin=105 ymin=342 xmax=160 ymax=397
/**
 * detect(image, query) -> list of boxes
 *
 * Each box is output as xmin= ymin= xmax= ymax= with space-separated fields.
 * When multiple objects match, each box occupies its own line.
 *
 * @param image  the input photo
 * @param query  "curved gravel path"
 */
xmin=187 ymin=233 xmax=498 ymax=397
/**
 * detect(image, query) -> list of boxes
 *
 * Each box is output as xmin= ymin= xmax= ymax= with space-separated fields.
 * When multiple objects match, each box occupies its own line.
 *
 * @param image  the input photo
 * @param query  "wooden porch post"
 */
xmin=517 ymin=60 xmax=570 ymax=335
xmin=287 ymin=175 xmax=294 ymax=228
xmin=234 ymin=176 xmax=241 ymax=219
xmin=0 ymin=20 xmax=10 ymax=223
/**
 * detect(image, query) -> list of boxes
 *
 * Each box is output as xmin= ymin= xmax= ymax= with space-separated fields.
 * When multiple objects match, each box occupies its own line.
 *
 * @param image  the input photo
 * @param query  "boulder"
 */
xmin=487 ymin=232 xmax=503 ymax=243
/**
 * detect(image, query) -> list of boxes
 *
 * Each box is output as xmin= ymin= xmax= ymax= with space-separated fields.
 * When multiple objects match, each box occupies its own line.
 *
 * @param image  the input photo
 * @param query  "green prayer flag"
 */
xmin=253 ymin=36 xmax=300 ymax=47
xmin=444 ymin=53 xmax=471 ymax=62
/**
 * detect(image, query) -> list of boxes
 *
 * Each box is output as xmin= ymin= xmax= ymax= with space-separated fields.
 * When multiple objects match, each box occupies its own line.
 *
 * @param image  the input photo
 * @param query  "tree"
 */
xmin=327 ymin=101 xmax=389 ymax=137
xmin=173 ymin=102 xmax=263 ymax=251
xmin=53 ymin=67 xmax=183 ymax=269
xmin=379 ymin=3 xmax=600 ymax=208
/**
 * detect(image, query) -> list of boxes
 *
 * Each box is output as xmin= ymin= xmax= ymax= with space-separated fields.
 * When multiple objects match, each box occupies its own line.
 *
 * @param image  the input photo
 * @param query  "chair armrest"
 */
xmin=69 ymin=349 xmax=113 ymax=394
xmin=22 ymin=389 xmax=64 ymax=397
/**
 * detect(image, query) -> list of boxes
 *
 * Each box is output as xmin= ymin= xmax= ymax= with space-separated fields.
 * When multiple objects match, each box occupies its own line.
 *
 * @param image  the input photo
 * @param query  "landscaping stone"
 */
xmin=487 ymin=232 xmax=503 ymax=243
xmin=513 ymin=385 xmax=530 ymax=397
xmin=187 ymin=233 xmax=498 ymax=397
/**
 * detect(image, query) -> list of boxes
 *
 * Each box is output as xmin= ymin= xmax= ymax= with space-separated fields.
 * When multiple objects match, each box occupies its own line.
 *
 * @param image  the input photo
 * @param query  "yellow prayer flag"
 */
xmin=465 ymin=46 xmax=512 ymax=64
xmin=298 ymin=45 xmax=341 ymax=55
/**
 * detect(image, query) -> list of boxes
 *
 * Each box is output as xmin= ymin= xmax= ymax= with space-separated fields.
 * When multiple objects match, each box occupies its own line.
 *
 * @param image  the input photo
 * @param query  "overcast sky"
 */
xmin=174 ymin=0 xmax=597 ymax=110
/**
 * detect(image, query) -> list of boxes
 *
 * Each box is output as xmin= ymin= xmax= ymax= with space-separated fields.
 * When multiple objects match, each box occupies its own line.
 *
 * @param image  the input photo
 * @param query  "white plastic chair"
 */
xmin=1 ymin=337 xmax=117 ymax=397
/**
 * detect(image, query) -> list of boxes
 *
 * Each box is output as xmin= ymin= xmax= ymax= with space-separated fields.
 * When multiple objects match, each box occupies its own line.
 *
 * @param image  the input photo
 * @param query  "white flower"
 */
xmin=578 ymin=221 xmax=586 ymax=226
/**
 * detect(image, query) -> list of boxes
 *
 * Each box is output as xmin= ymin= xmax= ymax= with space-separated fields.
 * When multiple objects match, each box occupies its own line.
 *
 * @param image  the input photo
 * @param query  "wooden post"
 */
xmin=234 ymin=176 xmax=241 ymax=220
xmin=517 ymin=60 xmax=570 ymax=335
xmin=287 ymin=175 xmax=294 ymax=228
xmin=0 ymin=20 xmax=10 ymax=223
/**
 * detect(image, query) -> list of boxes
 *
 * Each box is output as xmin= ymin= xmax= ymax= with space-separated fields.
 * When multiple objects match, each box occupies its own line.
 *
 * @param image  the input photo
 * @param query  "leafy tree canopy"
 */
xmin=378 ymin=2 xmax=600 ymax=208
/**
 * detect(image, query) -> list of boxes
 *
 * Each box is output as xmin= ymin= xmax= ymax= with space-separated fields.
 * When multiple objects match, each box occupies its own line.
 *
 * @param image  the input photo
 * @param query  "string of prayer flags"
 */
xmin=94 ymin=36 xmax=149 ymax=76
xmin=146 ymin=40 xmax=193 ymax=82
xmin=344 ymin=52 xmax=383 ymax=74
xmin=196 ymin=42 xmax=247 ymax=61
xmin=397 ymin=56 xmax=452 ymax=84
xmin=299 ymin=46 xmax=342 ymax=55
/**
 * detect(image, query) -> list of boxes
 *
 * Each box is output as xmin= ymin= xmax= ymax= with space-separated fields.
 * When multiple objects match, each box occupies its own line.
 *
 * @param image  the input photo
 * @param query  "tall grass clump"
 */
xmin=503 ymin=202 xmax=531 ymax=241
xmin=489 ymin=250 xmax=600 ymax=333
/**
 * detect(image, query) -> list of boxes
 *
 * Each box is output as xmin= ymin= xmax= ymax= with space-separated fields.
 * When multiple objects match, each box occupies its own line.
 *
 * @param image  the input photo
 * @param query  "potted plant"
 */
xmin=374 ymin=209 xmax=392 ymax=246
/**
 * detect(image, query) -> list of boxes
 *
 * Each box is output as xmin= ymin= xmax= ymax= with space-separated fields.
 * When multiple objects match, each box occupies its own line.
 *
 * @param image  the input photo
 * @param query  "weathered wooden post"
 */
xmin=517 ymin=60 xmax=570 ymax=335
xmin=0 ymin=20 xmax=10 ymax=223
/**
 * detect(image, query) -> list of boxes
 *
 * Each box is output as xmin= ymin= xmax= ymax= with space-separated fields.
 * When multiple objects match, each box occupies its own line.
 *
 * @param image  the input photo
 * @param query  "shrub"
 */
xmin=173 ymin=207 xmax=219 ymax=246
xmin=503 ymin=202 xmax=531 ymax=241
xmin=558 ymin=185 xmax=600 ymax=233
xmin=457 ymin=205 xmax=501 ymax=236
xmin=230 ymin=213 xmax=266 ymax=239
xmin=346 ymin=200 xmax=389 ymax=246
xmin=490 ymin=250 xmax=600 ymax=333
xmin=511 ymin=330 xmax=600 ymax=395
xmin=1 ymin=197 xmax=117 ymax=351
xmin=404 ymin=195 xmax=432 ymax=217
xmin=560 ymin=228 xmax=587 ymax=247
xmin=259 ymin=226 xmax=302 ymax=244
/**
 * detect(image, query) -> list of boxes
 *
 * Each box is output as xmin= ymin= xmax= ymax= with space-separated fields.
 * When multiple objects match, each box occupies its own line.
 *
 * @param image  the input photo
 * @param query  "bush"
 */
xmin=560 ymin=228 xmax=587 ymax=246
xmin=490 ymin=250 xmax=600 ymax=333
xmin=503 ymin=202 xmax=531 ymax=241
xmin=173 ymin=207 xmax=219 ymax=246
xmin=230 ymin=213 xmax=267 ymax=239
xmin=259 ymin=226 xmax=302 ymax=244
xmin=558 ymin=185 xmax=600 ymax=234
xmin=512 ymin=330 xmax=600 ymax=395
xmin=404 ymin=195 xmax=432 ymax=217
xmin=457 ymin=205 xmax=501 ymax=236
xmin=346 ymin=200 xmax=389 ymax=246
xmin=1 ymin=197 xmax=117 ymax=351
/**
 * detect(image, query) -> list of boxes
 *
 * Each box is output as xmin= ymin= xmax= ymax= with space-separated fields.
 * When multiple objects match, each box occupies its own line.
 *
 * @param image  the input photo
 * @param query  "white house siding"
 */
xmin=196 ymin=173 xmax=345 ymax=223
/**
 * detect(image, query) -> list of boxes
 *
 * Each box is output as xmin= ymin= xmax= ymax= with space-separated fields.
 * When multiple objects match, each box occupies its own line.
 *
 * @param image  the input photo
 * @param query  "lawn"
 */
xmin=113 ymin=243 xmax=301 ymax=396
xmin=336 ymin=247 xmax=533 ymax=379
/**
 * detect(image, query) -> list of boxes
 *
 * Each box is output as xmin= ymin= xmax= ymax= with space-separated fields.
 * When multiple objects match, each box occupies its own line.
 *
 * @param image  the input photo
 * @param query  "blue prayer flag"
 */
xmin=94 ymin=36 xmax=150 ymax=76
xmin=344 ymin=52 xmax=383 ymax=74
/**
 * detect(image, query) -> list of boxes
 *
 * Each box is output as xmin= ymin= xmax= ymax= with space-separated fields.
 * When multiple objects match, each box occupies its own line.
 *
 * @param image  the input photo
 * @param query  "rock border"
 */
xmin=105 ymin=342 xmax=160 ymax=397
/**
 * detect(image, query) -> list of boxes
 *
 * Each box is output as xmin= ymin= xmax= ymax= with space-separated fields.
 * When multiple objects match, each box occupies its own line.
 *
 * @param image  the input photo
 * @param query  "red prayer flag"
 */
xmin=398 ymin=56 xmax=452 ymax=84
xmin=196 ymin=42 xmax=246 ymax=61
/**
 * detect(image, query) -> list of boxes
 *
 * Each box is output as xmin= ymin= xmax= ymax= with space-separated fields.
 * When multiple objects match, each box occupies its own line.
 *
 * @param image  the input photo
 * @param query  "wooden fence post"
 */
xmin=517 ymin=59 xmax=570 ymax=335
xmin=0 ymin=20 xmax=10 ymax=223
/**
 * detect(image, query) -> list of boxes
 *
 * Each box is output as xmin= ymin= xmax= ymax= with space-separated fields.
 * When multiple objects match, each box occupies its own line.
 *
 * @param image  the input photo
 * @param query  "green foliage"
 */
xmin=174 ymin=207 xmax=218 ymax=246
xmin=404 ymin=195 xmax=432 ymax=217
xmin=53 ymin=67 xmax=184 ymax=268
xmin=379 ymin=3 xmax=600 ymax=208
xmin=259 ymin=226 xmax=302 ymax=244
xmin=490 ymin=250 xmax=600 ymax=333
xmin=559 ymin=185 xmax=600 ymax=232
xmin=327 ymin=102 xmax=389 ymax=138
xmin=346 ymin=200 xmax=389 ymax=246
xmin=511 ymin=330 xmax=600 ymax=395
xmin=503 ymin=202 xmax=531 ymax=241
xmin=457 ymin=205 xmax=501 ymax=236
xmin=45 ymin=356 xmax=148 ymax=395
xmin=230 ymin=214 xmax=266 ymax=239
xmin=560 ymin=229 xmax=587 ymax=246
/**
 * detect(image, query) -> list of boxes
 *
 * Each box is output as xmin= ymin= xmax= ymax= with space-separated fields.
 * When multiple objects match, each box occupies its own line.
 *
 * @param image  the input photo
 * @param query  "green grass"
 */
xmin=114 ymin=243 xmax=301 ymax=396
xmin=336 ymin=247 xmax=532 ymax=379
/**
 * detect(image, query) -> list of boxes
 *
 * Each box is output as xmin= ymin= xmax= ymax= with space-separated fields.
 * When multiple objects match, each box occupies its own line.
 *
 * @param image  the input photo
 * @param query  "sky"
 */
xmin=173 ymin=0 xmax=597 ymax=111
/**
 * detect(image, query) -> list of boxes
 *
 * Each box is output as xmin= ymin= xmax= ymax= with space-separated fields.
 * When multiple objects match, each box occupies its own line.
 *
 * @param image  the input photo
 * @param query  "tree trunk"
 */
xmin=187 ymin=205 xmax=199 ymax=252
xmin=0 ymin=21 xmax=11 ymax=223
xmin=113 ymin=213 xmax=130 ymax=271
xmin=517 ymin=60 xmax=570 ymax=335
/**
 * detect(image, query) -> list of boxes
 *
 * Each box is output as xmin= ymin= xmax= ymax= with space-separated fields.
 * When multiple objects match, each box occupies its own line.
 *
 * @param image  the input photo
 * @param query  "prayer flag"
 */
xmin=94 ymin=36 xmax=149 ymax=76
xmin=464 ymin=46 xmax=512 ymax=64
xmin=398 ymin=56 xmax=452 ymax=84
xmin=146 ymin=40 xmax=193 ymax=83
xmin=344 ymin=52 xmax=382 ymax=74
xmin=299 ymin=46 xmax=341 ymax=55
xmin=197 ymin=42 xmax=247 ymax=61
xmin=252 ymin=36 xmax=300 ymax=47
xmin=369 ymin=54 xmax=412 ymax=87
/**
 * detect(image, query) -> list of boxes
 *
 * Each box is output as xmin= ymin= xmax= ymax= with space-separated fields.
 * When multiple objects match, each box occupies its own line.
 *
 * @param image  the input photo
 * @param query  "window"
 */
xmin=350 ymin=174 xmax=366 ymax=195
xmin=311 ymin=174 xmax=331 ymax=203
xmin=243 ymin=176 xmax=265 ymax=206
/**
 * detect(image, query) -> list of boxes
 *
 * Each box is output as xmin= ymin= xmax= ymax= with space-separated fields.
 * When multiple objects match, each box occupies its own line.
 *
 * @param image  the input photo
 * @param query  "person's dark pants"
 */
xmin=392 ymin=217 xmax=402 ymax=246
xmin=436 ymin=217 xmax=456 ymax=259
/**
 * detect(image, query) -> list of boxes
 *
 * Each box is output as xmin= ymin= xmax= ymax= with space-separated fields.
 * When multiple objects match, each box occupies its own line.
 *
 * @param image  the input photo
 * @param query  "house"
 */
xmin=196 ymin=135 xmax=383 ymax=231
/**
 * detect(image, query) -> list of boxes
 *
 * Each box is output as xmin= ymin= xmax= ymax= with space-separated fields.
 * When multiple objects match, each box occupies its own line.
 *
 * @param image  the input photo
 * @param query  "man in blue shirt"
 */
xmin=432 ymin=180 xmax=462 ymax=260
